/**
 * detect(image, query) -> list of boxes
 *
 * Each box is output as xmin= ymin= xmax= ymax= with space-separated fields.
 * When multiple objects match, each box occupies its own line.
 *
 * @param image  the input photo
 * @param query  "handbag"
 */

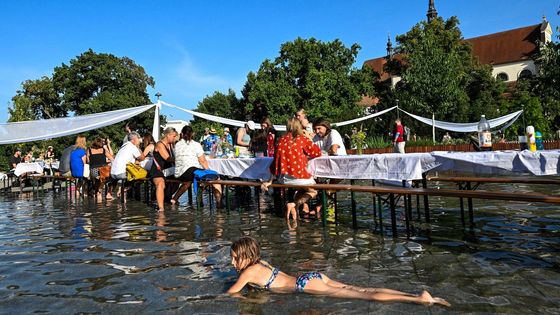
xmin=126 ymin=162 xmax=148 ymax=181
xmin=83 ymin=163 xmax=90 ymax=178
xmin=99 ymin=165 xmax=111 ymax=179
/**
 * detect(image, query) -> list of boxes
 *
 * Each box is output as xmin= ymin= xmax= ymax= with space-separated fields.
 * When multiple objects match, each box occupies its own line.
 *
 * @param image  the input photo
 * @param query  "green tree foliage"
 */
xmin=190 ymin=89 xmax=242 ymax=138
xmin=5 ymin=49 xmax=155 ymax=161
xmin=386 ymin=17 xmax=505 ymax=139
xmin=9 ymin=77 xmax=64 ymax=122
xmin=53 ymin=49 xmax=156 ymax=138
xmin=242 ymin=38 xmax=378 ymax=125
xmin=533 ymin=17 xmax=560 ymax=132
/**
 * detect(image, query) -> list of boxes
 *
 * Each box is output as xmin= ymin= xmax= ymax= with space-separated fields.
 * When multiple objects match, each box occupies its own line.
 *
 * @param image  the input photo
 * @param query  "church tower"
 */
xmin=427 ymin=0 xmax=438 ymax=22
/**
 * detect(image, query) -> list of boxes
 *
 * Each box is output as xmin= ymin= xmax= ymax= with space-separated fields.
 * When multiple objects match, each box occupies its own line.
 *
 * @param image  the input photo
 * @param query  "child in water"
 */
xmin=227 ymin=237 xmax=450 ymax=306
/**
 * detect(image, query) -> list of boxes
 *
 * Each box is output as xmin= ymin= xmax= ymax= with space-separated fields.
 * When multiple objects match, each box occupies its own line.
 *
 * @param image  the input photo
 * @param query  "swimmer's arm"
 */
xmin=227 ymin=271 xmax=252 ymax=294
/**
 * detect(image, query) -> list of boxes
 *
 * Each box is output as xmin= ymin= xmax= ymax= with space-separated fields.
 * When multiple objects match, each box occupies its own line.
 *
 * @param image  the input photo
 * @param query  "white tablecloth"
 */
xmin=207 ymin=150 xmax=560 ymax=181
xmin=14 ymin=162 xmax=45 ymax=176
xmin=13 ymin=161 xmax=60 ymax=176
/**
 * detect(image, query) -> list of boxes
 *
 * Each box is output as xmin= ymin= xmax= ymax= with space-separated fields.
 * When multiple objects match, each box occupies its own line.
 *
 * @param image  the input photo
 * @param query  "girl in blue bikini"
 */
xmin=227 ymin=237 xmax=450 ymax=306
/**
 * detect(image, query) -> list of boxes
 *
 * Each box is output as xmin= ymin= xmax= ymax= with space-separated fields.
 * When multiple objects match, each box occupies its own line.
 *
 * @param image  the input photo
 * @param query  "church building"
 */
xmin=363 ymin=0 xmax=553 ymax=86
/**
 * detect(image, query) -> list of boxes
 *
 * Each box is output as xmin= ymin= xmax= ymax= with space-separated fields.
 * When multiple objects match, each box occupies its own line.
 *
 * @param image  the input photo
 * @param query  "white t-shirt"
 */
xmin=313 ymin=129 xmax=347 ymax=155
xmin=174 ymin=139 xmax=204 ymax=177
xmin=111 ymin=142 xmax=141 ymax=175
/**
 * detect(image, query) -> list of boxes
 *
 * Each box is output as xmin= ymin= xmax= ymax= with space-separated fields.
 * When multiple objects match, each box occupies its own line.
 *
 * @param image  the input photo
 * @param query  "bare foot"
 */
xmin=170 ymin=199 xmax=177 ymax=206
xmin=420 ymin=291 xmax=451 ymax=307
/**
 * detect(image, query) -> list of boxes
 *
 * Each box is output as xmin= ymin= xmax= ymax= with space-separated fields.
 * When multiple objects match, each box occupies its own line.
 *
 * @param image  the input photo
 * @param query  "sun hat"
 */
xmin=224 ymin=127 xmax=230 ymax=132
xmin=246 ymin=121 xmax=256 ymax=130
xmin=210 ymin=128 xmax=217 ymax=134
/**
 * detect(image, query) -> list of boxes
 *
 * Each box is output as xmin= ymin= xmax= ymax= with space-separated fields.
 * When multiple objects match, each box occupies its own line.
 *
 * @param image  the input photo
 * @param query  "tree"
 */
xmin=242 ymin=38 xmax=378 ymax=125
xmin=9 ymin=76 xmax=64 ymax=122
xmin=190 ymin=89 xmax=242 ymax=138
xmin=53 ymin=49 xmax=156 ymax=138
xmin=7 ymin=49 xmax=156 ymax=153
xmin=533 ymin=11 xmax=560 ymax=134
xmin=387 ymin=17 xmax=505 ymax=139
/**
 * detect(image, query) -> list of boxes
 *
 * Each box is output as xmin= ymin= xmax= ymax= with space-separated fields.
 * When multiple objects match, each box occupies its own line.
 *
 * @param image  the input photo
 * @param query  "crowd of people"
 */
xmin=7 ymin=111 xmax=412 ymax=218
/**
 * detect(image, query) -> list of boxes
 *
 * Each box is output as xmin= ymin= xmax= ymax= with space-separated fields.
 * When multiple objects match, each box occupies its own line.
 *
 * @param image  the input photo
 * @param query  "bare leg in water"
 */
xmin=303 ymin=275 xmax=450 ymax=306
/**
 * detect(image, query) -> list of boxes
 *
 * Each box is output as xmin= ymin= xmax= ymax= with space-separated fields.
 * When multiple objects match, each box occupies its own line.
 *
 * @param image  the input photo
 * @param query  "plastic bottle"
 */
xmin=535 ymin=131 xmax=544 ymax=150
xmin=526 ymin=126 xmax=536 ymax=152
xmin=477 ymin=115 xmax=492 ymax=151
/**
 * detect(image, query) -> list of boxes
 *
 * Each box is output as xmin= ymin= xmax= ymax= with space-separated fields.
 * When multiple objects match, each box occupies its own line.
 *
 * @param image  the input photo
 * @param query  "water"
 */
xmin=0 ymin=182 xmax=559 ymax=314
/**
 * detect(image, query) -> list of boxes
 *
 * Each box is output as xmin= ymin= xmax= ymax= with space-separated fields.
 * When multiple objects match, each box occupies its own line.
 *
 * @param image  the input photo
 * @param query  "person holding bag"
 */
xmin=110 ymin=132 xmax=145 ymax=198
xmin=149 ymin=127 xmax=178 ymax=212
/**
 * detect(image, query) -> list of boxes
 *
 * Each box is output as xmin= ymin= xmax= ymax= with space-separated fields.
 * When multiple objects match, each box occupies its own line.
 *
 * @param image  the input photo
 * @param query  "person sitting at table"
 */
xmin=45 ymin=146 xmax=55 ymax=161
xmin=24 ymin=150 xmax=34 ymax=163
xmin=140 ymin=133 xmax=156 ymax=171
xmin=171 ymin=125 xmax=222 ymax=207
xmin=311 ymin=118 xmax=346 ymax=215
xmin=87 ymin=137 xmax=114 ymax=199
xmin=149 ymin=127 xmax=178 ymax=212
xmin=58 ymin=143 xmax=77 ymax=177
xmin=296 ymin=108 xmax=314 ymax=137
xmin=222 ymin=127 xmax=233 ymax=146
xmin=110 ymin=132 xmax=145 ymax=198
xmin=263 ymin=118 xmax=321 ymax=226
xmin=235 ymin=121 xmax=255 ymax=156
xmin=70 ymin=135 xmax=88 ymax=195
xmin=9 ymin=148 xmax=22 ymax=173
xmin=312 ymin=118 xmax=347 ymax=156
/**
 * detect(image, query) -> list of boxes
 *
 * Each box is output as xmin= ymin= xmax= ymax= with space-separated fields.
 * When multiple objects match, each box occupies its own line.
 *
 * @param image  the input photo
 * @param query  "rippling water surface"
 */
xmin=1 ymin=181 xmax=559 ymax=314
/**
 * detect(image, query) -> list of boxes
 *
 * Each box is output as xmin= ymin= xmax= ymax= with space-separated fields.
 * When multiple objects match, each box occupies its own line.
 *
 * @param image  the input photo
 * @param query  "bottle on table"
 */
xmin=526 ymin=126 xmax=536 ymax=152
xmin=535 ymin=131 xmax=544 ymax=150
xmin=477 ymin=115 xmax=492 ymax=151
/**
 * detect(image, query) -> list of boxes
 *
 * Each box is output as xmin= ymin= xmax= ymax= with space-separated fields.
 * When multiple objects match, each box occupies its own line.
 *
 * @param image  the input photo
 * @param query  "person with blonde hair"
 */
xmin=149 ymin=127 xmax=178 ymax=212
xmin=263 ymin=118 xmax=321 ymax=225
xmin=70 ymin=135 xmax=87 ymax=194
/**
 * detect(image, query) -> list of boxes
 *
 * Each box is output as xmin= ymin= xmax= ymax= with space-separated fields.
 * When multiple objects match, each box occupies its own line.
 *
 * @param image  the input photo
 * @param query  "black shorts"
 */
xmin=177 ymin=167 xmax=203 ymax=182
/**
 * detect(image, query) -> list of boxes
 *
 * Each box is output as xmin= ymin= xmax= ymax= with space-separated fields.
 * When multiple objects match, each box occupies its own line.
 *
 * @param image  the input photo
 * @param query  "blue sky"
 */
xmin=0 ymin=0 xmax=558 ymax=123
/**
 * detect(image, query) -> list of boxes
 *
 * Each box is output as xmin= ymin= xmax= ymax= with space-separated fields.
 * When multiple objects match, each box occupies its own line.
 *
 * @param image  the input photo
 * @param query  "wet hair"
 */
xmin=92 ymin=137 xmax=104 ymax=149
xmin=313 ymin=118 xmax=332 ymax=135
xmin=286 ymin=117 xmax=303 ymax=141
xmin=181 ymin=125 xmax=194 ymax=142
xmin=75 ymin=135 xmax=87 ymax=149
xmin=231 ymin=236 xmax=261 ymax=271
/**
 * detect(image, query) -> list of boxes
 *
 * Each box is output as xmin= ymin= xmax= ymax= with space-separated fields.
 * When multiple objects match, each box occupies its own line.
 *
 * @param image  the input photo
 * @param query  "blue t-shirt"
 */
xmin=70 ymin=148 xmax=86 ymax=177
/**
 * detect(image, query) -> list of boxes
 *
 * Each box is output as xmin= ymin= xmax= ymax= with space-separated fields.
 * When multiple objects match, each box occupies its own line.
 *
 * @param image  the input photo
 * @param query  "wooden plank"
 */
xmin=427 ymin=176 xmax=560 ymax=185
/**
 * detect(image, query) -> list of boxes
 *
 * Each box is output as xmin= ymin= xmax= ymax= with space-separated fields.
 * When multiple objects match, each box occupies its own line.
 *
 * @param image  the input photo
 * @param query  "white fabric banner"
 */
xmin=0 ymin=104 xmax=156 ymax=144
xmin=399 ymin=108 xmax=523 ymax=133
xmin=162 ymin=101 xmax=398 ymax=132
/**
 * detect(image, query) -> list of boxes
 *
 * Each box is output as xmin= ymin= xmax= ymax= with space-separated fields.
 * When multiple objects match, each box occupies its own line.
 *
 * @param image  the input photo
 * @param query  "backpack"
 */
xmin=193 ymin=169 xmax=219 ymax=193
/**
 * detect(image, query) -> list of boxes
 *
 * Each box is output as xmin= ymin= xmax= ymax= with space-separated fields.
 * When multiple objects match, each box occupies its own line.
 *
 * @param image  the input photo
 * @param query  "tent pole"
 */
xmin=432 ymin=113 xmax=436 ymax=144
xmin=153 ymin=93 xmax=162 ymax=140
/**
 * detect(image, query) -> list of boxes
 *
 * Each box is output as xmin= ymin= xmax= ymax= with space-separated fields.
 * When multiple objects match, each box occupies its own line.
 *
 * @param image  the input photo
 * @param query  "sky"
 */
xmin=0 ymin=0 xmax=558 ymax=123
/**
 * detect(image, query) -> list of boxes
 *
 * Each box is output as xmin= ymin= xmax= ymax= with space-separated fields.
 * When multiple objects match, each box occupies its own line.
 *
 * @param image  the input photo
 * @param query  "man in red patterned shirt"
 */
xmin=265 ymin=118 xmax=321 ymax=224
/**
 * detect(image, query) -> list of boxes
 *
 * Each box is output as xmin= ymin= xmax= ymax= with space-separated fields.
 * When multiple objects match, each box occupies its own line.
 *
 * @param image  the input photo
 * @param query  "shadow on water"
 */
xmin=0 ymin=181 xmax=559 ymax=314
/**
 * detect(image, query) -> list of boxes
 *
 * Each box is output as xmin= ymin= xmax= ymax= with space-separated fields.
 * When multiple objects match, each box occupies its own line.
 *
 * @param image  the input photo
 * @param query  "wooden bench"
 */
xmin=206 ymin=179 xmax=560 ymax=237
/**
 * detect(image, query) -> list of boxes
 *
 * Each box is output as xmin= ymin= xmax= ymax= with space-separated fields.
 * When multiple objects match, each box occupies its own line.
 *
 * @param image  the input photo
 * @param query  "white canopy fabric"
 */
xmin=0 ymin=104 xmax=156 ymax=144
xmin=162 ymin=101 xmax=398 ymax=131
xmin=399 ymin=108 xmax=523 ymax=133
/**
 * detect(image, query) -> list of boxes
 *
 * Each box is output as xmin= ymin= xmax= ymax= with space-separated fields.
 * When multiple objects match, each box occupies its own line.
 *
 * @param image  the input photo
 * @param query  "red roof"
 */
xmin=364 ymin=24 xmax=542 ymax=75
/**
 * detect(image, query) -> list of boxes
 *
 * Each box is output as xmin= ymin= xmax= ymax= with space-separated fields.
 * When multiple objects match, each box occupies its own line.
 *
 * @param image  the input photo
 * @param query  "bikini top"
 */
xmin=249 ymin=261 xmax=279 ymax=290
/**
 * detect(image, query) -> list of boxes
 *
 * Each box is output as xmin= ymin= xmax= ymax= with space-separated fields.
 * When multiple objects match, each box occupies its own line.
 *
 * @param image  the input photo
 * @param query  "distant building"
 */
xmin=162 ymin=120 xmax=189 ymax=132
xmin=363 ymin=0 xmax=553 ymax=87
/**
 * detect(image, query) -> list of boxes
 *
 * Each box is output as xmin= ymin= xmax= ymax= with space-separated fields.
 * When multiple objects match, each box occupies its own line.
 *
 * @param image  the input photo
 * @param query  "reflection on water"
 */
xmin=0 ymin=181 xmax=559 ymax=314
